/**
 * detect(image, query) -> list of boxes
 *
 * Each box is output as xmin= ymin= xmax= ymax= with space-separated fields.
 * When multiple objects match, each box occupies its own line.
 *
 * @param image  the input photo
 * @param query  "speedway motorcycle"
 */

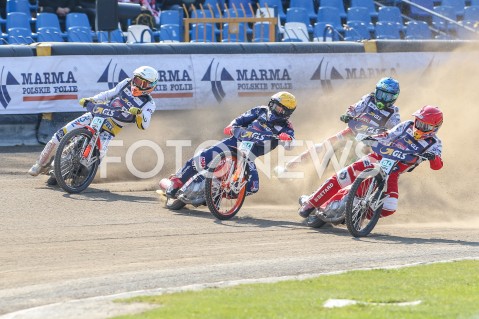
xmin=159 ymin=124 xmax=278 ymax=220
xmin=303 ymin=134 xmax=427 ymax=237
xmin=274 ymin=113 xmax=387 ymax=175
xmin=52 ymin=103 xmax=127 ymax=194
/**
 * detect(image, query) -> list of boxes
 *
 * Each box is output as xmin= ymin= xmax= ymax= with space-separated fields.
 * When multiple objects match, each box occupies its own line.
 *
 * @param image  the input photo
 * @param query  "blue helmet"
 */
xmin=375 ymin=77 xmax=400 ymax=110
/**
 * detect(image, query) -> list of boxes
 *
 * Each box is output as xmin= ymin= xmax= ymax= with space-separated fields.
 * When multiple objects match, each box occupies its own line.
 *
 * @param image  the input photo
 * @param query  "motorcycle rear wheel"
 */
xmin=205 ymin=151 xmax=246 ymax=220
xmin=54 ymin=128 xmax=99 ymax=194
xmin=345 ymin=168 xmax=384 ymax=237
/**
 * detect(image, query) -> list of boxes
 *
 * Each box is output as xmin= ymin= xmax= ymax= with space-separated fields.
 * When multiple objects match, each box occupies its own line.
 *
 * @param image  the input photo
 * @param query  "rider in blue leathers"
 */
xmin=164 ymin=91 xmax=297 ymax=198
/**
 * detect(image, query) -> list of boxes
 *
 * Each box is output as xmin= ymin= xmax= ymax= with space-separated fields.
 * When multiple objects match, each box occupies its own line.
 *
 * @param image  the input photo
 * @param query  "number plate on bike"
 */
xmin=91 ymin=117 xmax=105 ymax=131
xmin=379 ymin=158 xmax=395 ymax=174
xmin=239 ymin=141 xmax=254 ymax=152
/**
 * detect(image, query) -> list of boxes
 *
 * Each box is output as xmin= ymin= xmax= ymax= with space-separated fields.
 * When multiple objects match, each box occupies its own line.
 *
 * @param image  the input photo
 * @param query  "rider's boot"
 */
xmin=28 ymin=140 xmax=56 ymax=176
xmin=298 ymin=195 xmax=316 ymax=218
xmin=165 ymin=175 xmax=183 ymax=198
xmin=46 ymin=170 xmax=58 ymax=186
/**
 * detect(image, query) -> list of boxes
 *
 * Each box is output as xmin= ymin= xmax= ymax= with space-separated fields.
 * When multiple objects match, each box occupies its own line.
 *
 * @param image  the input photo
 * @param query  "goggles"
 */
xmin=132 ymin=76 xmax=154 ymax=91
xmin=376 ymin=89 xmax=398 ymax=103
xmin=271 ymin=102 xmax=293 ymax=117
xmin=415 ymin=119 xmax=436 ymax=132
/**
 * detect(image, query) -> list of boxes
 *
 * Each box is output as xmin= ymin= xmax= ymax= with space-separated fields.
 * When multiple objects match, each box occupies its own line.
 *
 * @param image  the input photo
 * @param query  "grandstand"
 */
xmin=0 ymin=0 xmax=478 ymax=44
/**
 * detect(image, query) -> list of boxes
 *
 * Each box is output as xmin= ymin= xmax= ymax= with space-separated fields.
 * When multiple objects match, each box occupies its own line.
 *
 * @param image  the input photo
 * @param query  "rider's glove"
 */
xmin=421 ymin=152 xmax=436 ymax=161
xmin=223 ymin=125 xmax=235 ymax=136
xmin=79 ymin=98 xmax=92 ymax=108
xmin=278 ymin=133 xmax=293 ymax=141
xmin=340 ymin=114 xmax=352 ymax=123
xmin=360 ymin=136 xmax=377 ymax=146
xmin=129 ymin=107 xmax=142 ymax=115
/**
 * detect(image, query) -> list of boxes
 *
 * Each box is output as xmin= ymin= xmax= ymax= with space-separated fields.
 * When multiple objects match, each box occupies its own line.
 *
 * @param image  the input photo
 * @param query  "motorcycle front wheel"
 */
xmin=345 ymin=168 xmax=385 ymax=237
xmin=54 ymin=128 xmax=100 ymax=194
xmin=205 ymin=151 xmax=246 ymax=220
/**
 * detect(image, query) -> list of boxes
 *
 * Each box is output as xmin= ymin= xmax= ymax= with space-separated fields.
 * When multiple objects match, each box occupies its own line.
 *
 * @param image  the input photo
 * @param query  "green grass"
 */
xmin=114 ymin=260 xmax=479 ymax=319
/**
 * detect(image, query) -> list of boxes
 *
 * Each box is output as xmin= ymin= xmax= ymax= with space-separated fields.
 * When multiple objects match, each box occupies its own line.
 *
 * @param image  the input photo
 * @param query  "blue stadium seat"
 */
xmin=472 ymin=0 xmax=479 ymax=6
xmin=378 ymin=6 xmax=405 ymax=31
xmin=432 ymin=5 xmax=457 ymax=32
xmin=252 ymin=22 xmax=272 ymax=42
xmin=289 ymin=0 xmax=316 ymax=22
xmin=320 ymin=0 xmax=347 ymax=20
xmin=316 ymin=6 xmax=343 ymax=32
xmin=65 ymin=12 xmax=95 ymax=40
xmin=463 ymin=5 xmax=479 ymax=22
xmin=36 ymin=13 xmax=66 ymax=40
xmin=259 ymin=0 xmax=286 ymax=22
xmin=286 ymin=7 xmax=313 ymax=33
xmin=97 ymin=30 xmax=125 ymax=43
xmin=456 ymin=20 xmax=478 ymax=39
xmin=191 ymin=9 xmax=219 ymax=35
xmin=223 ymin=8 xmax=253 ymax=32
xmin=344 ymin=21 xmax=371 ymax=41
xmin=405 ymin=20 xmax=432 ymax=39
xmin=37 ymin=27 xmax=64 ymax=42
xmin=190 ymin=23 xmax=217 ymax=42
xmin=351 ymin=0 xmax=377 ymax=20
xmin=7 ymin=27 xmax=34 ymax=44
xmin=441 ymin=0 xmax=466 ymax=18
xmin=347 ymin=6 xmax=374 ymax=32
xmin=221 ymin=22 xmax=247 ymax=42
xmin=160 ymin=24 xmax=181 ymax=42
xmin=375 ymin=21 xmax=401 ymax=39
xmin=160 ymin=9 xmax=183 ymax=26
xmin=408 ymin=0 xmax=434 ymax=21
xmin=6 ymin=11 xmax=30 ymax=30
xmin=7 ymin=0 xmax=33 ymax=18
xmin=67 ymin=26 xmax=93 ymax=42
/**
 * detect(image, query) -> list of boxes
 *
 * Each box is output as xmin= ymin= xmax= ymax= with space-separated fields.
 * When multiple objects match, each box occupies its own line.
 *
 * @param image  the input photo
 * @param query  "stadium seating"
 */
xmin=252 ymin=22 xmax=273 ymax=42
xmin=464 ymin=5 xmax=479 ymax=22
xmin=97 ymin=30 xmax=125 ymax=43
xmin=316 ymin=6 xmax=344 ymax=32
xmin=190 ymin=23 xmax=217 ymax=42
xmin=282 ymin=22 xmax=309 ymax=41
xmin=228 ymin=0 xmax=254 ymax=17
xmin=408 ymin=0 xmax=434 ymax=22
xmin=405 ymin=20 xmax=432 ymax=39
xmin=37 ymin=27 xmax=64 ymax=42
xmin=203 ymin=0 xmax=226 ymax=17
xmin=36 ymin=13 xmax=66 ymax=40
xmin=160 ymin=24 xmax=181 ymax=42
xmin=160 ymin=9 xmax=183 ymax=26
xmin=320 ymin=0 xmax=347 ymax=20
xmin=223 ymin=8 xmax=253 ymax=34
xmin=347 ymin=6 xmax=375 ymax=32
xmin=286 ymin=7 xmax=313 ymax=33
xmin=259 ymin=0 xmax=286 ymax=22
xmin=289 ymin=0 xmax=317 ymax=22
xmin=377 ymin=6 xmax=405 ymax=31
xmin=344 ymin=21 xmax=371 ymax=41
xmin=441 ymin=0 xmax=466 ymax=18
xmin=375 ymin=21 xmax=402 ymax=39
xmin=7 ymin=27 xmax=34 ymax=44
xmin=432 ymin=5 xmax=458 ymax=32
xmin=351 ymin=0 xmax=378 ymax=20
xmin=67 ymin=26 xmax=93 ymax=42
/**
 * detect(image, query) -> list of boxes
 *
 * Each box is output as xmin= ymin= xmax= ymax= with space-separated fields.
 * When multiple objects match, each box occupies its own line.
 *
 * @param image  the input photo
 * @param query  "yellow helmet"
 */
xmin=269 ymin=92 xmax=297 ymax=120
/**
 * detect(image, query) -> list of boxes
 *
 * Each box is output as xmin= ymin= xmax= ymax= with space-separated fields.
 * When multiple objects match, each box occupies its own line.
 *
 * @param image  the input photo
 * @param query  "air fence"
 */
xmin=0 ymin=40 xmax=477 ymax=146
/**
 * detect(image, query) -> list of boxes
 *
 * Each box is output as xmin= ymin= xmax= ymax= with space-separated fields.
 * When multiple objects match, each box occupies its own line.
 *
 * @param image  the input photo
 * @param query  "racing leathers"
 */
xmin=301 ymin=120 xmax=443 ymax=217
xmin=174 ymin=106 xmax=295 ymax=195
xmin=29 ymin=78 xmax=156 ymax=175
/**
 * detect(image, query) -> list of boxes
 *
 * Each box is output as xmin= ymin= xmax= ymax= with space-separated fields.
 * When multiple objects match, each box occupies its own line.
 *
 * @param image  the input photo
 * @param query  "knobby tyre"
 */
xmin=205 ymin=151 xmax=246 ymax=220
xmin=54 ymin=128 xmax=100 ymax=194
xmin=345 ymin=168 xmax=384 ymax=237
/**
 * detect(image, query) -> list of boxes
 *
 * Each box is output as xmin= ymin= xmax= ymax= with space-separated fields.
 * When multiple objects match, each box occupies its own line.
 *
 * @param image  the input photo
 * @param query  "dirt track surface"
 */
xmin=2 ymin=55 xmax=479 ymax=318
xmin=0 ymin=146 xmax=478 ymax=318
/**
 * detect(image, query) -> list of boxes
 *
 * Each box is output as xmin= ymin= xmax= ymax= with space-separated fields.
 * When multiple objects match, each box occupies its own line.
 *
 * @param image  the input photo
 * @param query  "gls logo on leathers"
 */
xmin=380 ymin=147 xmax=407 ymax=160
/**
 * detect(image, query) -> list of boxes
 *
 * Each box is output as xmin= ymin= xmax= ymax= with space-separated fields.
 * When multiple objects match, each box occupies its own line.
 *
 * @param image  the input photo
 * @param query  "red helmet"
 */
xmin=412 ymin=105 xmax=443 ymax=139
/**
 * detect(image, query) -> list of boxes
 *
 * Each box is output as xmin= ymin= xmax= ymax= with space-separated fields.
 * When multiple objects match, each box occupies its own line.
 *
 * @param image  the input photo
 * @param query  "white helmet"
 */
xmin=131 ymin=66 xmax=159 ymax=97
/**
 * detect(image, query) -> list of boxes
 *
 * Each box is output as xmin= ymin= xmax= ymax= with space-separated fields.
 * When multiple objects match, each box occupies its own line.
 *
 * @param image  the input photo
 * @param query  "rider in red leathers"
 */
xmin=298 ymin=105 xmax=444 ymax=219
xmin=28 ymin=66 xmax=159 ymax=182
xmin=275 ymin=77 xmax=401 ymax=174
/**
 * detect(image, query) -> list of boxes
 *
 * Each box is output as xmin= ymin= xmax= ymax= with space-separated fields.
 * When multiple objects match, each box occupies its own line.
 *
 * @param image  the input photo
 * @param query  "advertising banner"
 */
xmin=0 ymin=52 xmax=462 ymax=114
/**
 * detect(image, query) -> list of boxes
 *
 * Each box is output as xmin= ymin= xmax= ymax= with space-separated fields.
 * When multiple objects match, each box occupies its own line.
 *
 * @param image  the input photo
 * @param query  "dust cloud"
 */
xmin=103 ymin=49 xmax=479 ymax=223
